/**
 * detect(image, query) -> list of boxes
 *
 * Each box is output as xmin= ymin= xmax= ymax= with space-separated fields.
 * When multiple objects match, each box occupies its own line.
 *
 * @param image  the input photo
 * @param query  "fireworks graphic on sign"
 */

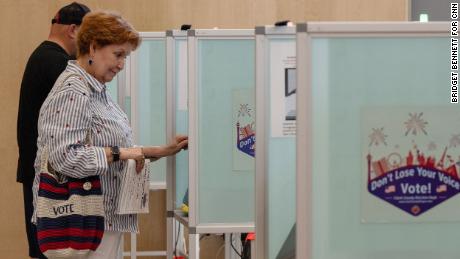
xmin=238 ymin=104 xmax=252 ymax=117
xmin=369 ymin=127 xmax=387 ymax=147
xmin=404 ymin=112 xmax=428 ymax=136
xmin=449 ymin=134 xmax=460 ymax=148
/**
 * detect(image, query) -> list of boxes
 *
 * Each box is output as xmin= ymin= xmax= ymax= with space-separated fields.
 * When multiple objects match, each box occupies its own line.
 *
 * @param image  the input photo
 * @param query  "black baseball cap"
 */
xmin=51 ymin=2 xmax=90 ymax=25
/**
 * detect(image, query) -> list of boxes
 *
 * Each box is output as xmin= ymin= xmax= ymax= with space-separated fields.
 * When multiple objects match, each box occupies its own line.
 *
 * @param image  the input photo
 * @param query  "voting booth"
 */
xmin=183 ymin=29 xmax=256 ymax=258
xmin=296 ymin=22 xmax=453 ymax=259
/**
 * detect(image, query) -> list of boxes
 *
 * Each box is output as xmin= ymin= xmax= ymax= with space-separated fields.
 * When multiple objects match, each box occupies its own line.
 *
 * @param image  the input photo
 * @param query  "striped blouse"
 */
xmin=32 ymin=60 xmax=138 ymax=233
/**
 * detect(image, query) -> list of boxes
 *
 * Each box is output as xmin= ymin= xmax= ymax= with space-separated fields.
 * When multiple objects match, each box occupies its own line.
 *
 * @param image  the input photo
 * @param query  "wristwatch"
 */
xmin=111 ymin=146 xmax=120 ymax=162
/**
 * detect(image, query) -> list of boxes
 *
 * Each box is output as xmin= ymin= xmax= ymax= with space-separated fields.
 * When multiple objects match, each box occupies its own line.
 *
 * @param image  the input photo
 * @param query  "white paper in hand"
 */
xmin=116 ymin=159 xmax=150 ymax=214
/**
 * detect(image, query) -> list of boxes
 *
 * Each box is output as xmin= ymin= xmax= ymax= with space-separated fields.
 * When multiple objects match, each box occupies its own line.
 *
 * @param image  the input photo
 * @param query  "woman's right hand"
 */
xmin=140 ymin=135 xmax=188 ymax=159
xmin=166 ymin=135 xmax=188 ymax=156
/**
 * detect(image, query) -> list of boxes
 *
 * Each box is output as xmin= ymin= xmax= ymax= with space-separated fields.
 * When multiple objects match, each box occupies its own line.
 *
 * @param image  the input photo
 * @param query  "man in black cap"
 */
xmin=16 ymin=2 xmax=90 ymax=258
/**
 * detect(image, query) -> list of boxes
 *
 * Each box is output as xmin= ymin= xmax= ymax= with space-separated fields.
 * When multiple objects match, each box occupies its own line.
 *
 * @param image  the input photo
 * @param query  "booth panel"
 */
xmin=267 ymin=38 xmax=296 ymax=259
xmin=135 ymin=39 xmax=167 ymax=183
xmin=308 ymin=37 xmax=455 ymax=259
xmin=175 ymin=38 xmax=189 ymax=208
xmin=197 ymin=39 xmax=255 ymax=223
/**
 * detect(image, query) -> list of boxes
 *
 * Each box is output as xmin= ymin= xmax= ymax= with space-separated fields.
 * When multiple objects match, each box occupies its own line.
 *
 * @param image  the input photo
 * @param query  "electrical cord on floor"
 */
xmin=230 ymin=233 xmax=243 ymax=258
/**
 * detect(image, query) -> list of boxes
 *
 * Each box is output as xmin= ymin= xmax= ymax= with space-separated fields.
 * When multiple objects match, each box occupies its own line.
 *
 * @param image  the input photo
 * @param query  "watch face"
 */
xmin=111 ymin=146 xmax=120 ymax=161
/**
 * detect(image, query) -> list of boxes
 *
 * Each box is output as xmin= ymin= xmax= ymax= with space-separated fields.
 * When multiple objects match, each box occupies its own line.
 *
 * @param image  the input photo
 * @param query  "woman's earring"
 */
xmin=89 ymin=59 xmax=93 ymax=65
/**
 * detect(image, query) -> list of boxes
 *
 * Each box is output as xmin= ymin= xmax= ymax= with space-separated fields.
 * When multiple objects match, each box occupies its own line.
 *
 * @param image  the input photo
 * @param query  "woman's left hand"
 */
xmin=130 ymin=147 xmax=145 ymax=174
xmin=120 ymin=147 xmax=145 ymax=173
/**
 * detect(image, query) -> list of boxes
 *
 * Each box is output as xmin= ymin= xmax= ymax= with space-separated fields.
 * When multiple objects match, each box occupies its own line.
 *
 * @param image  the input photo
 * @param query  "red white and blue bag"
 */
xmin=35 ymin=73 xmax=104 ymax=258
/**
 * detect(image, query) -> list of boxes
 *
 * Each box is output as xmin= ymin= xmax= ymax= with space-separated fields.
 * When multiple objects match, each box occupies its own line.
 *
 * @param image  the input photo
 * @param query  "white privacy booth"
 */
xmin=183 ymin=29 xmax=256 ymax=259
xmin=296 ymin=22 xmax=454 ymax=259
xmin=255 ymin=25 xmax=296 ymax=259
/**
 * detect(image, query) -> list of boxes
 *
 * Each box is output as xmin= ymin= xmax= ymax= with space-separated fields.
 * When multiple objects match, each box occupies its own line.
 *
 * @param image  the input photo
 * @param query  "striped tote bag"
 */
xmin=36 ymin=145 xmax=105 ymax=258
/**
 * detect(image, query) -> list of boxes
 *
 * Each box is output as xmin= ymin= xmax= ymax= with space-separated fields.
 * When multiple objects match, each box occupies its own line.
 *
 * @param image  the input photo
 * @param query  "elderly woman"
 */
xmin=32 ymin=11 xmax=187 ymax=258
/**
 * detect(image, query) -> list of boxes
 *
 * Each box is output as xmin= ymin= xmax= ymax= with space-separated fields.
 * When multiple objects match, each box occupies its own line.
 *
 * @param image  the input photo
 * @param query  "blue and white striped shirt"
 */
xmin=33 ymin=60 xmax=138 ymax=233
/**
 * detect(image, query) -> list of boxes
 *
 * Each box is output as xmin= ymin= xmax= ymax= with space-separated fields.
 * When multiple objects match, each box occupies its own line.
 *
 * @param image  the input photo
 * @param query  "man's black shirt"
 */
xmin=17 ymin=41 xmax=70 ymax=184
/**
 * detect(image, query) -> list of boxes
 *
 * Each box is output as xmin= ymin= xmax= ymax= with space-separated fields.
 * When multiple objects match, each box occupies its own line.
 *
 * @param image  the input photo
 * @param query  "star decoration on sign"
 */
xmin=369 ymin=127 xmax=387 ymax=147
xmin=404 ymin=112 xmax=428 ymax=136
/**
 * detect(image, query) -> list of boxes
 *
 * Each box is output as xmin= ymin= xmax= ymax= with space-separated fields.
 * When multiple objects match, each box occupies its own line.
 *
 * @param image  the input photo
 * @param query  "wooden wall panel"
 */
xmin=0 ymin=0 xmax=406 ymax=258
xmin=0 ymin=1 xmax=49 ymax=257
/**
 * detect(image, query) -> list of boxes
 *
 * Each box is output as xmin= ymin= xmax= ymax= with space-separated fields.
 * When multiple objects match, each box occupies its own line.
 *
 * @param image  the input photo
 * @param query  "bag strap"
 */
xmin=40 ymin=73 xmax=93 ymax=177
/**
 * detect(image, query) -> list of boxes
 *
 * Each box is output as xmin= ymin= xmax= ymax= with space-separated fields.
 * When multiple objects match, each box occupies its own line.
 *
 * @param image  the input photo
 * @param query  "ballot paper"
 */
xmin=116 ymin=159 xmax=150 ymax=214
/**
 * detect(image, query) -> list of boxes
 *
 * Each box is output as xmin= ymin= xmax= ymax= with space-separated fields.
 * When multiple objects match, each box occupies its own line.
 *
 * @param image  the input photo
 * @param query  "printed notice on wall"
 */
xmin=270 ymin=40 xmax=296 ymax=137
xmin=362 ymin=107 xmax=460 ymax=223
xmin=232 ymin=89 xmax=255 ymax=171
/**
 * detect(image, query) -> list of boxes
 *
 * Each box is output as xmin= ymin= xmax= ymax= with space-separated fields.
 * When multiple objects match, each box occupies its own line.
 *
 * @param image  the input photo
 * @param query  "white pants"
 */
xmin=87 ymin=231 xmax=123 ymax=259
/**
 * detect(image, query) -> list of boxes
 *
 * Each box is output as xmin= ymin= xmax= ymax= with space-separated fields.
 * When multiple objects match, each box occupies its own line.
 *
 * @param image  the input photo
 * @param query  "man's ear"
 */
xmin=68 ymin=24 xmax=78 ymax=39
